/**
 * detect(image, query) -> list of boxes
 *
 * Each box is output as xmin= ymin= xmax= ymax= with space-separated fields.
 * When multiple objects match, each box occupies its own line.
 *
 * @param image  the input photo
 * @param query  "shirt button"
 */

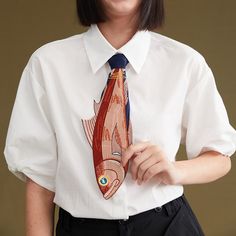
xmin=154 ymin=206 xmax=162 ymax=212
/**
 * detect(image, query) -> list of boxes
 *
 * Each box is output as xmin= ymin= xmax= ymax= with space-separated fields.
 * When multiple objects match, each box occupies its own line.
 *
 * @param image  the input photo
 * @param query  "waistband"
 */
xmin=58 ymin=193 xmax=187 ymax=227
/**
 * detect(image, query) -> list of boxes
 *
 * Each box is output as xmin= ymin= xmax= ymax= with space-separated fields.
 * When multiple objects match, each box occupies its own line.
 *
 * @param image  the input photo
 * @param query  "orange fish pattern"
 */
xmin=81 ymin=68 xmax=133 ymax=199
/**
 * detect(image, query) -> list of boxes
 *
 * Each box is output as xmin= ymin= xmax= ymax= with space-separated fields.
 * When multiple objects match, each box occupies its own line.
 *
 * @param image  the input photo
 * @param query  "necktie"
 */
xmin=81 ymin=53 xmax=133 ymax=200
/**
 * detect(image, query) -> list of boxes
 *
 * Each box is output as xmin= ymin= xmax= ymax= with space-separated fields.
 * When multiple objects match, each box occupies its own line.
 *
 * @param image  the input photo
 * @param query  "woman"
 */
xmin=4 ymin=0 xmax=236 ymax=235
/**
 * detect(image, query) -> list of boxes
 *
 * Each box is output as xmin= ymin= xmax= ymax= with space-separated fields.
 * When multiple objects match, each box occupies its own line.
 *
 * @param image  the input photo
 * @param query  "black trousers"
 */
xmin=56 ymin=194 xmax=205 ymax=236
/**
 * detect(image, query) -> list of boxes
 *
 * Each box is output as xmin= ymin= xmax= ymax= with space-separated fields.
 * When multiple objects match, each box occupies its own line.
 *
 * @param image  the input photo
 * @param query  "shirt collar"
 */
xmin=83 ymin=23 xmax=151 ymax=74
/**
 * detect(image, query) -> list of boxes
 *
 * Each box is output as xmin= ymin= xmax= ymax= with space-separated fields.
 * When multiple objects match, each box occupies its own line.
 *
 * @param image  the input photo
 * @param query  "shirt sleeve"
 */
xmin=181 ymin=54 xmax=236 ymax=160
xmin=3 ymin=54 xmax=58 ymax=192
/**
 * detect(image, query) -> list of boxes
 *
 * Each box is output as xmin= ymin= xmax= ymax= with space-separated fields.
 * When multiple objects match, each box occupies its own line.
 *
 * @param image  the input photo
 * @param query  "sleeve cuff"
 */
xmin=7 ymin=165 xmax=56 ymax=192
xmin=197 ymin=142 xmax=236 ymax=159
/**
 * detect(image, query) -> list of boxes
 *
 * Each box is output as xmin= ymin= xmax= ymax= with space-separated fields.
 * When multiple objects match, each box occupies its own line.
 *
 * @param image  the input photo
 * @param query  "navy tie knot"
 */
xmin=108 ymin=53 xmax=129 ymax=69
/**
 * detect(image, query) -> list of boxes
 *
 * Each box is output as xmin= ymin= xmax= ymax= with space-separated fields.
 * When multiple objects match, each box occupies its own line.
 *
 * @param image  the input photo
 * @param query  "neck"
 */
xmin=97 ymin=14 xmax=140 ymax=50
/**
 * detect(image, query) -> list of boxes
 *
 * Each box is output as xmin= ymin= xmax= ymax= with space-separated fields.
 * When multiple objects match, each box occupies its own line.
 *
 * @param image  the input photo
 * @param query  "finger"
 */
xmin=136 ymin=153 xmax=162 ymax=182
xmin=128 ymin=152 xmax=140 ymax=169
xmin=142 ymin=161 xmax=166 ymax=183
xmin=131 ymin=145 xmax=159 ymax=180
xmin=153 ymin=174 xmax=163 ymax=185
xmin=121 ymin=141 xmax=154 ymax=167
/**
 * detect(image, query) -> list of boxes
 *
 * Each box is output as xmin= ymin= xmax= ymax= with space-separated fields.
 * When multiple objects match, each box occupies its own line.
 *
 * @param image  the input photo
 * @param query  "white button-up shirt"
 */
xmin=4 ymin=23 xmax=236 ymax=220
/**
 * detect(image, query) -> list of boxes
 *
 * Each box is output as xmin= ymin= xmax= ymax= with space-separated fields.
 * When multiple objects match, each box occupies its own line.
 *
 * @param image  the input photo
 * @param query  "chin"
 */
xmin=103 ymin=0 xmax=141 ymax=17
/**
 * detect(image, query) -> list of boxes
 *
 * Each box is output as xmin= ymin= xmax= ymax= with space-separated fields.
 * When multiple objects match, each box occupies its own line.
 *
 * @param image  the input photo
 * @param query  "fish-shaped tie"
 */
xmin=81 ymin=53 xmax=133 ymax=200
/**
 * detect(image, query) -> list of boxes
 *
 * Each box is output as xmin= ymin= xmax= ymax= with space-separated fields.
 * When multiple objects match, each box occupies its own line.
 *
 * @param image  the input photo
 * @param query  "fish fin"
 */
xmin=81 ymin=115 xmax=97 ymax=147
xmin=111 ymin=124 xmax=122 ymax=157
xmin=81 ymin=99 xmax=100 ymax=147
xmin=124 ymin=80 xmax=128 ymax=104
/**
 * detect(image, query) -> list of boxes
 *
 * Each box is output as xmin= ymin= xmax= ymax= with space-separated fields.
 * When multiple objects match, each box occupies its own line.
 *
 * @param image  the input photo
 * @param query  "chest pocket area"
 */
xmin=131 ymin=109 xmax=181 ymax=148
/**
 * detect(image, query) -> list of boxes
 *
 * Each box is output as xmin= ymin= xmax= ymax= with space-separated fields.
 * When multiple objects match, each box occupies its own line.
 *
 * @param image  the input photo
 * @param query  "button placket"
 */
xmin=111 ymin=180 xmax=129 ymax=219
xmin=118 ymin=218 xmax=128 ymax=224
xmin=118 ymin=219 xmax=132 ymax=236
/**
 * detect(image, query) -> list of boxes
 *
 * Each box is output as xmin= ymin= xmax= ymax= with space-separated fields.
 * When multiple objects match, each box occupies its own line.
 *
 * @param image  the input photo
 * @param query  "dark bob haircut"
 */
xmin=76 ymin=0 xmax=165 ymax=31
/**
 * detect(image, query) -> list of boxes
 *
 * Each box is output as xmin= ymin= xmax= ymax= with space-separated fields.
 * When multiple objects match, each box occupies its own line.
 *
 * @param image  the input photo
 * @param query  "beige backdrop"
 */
xmin=1 ymin=0 xmax=236 ymax=235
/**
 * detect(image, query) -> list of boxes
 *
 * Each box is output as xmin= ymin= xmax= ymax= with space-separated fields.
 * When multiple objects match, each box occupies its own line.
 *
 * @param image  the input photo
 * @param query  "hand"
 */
xmin=121 ymin=141 xmax=183 ymax=185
